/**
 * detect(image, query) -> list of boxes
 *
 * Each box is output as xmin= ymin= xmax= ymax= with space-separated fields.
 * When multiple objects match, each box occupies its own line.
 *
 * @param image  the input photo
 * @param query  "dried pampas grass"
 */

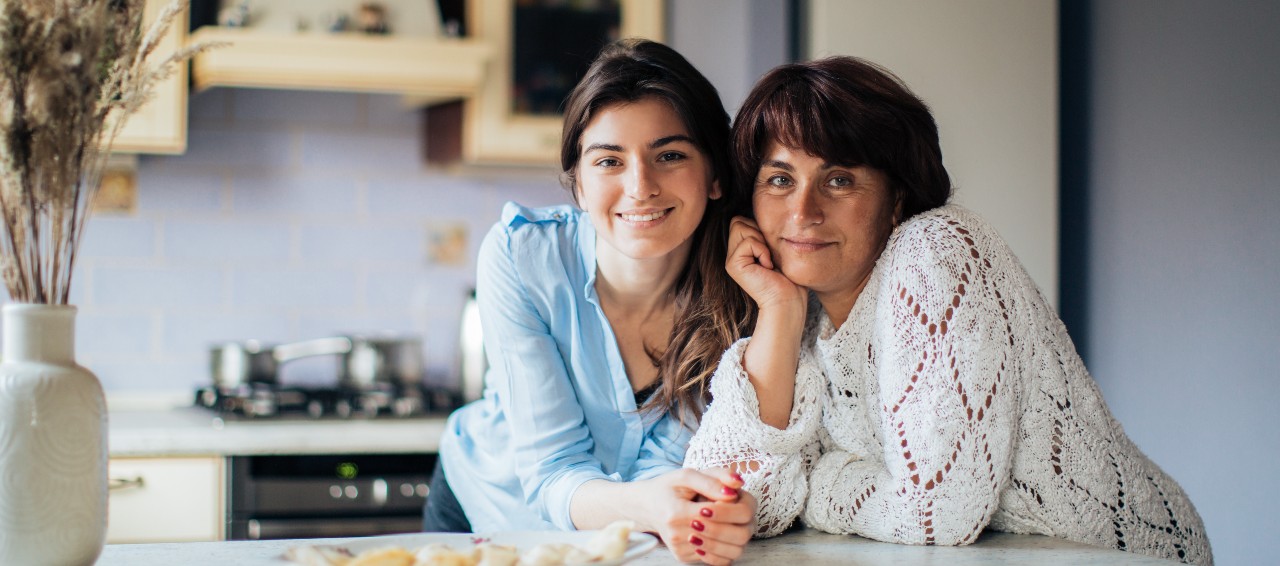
xmin=0 ymin=0 xmax=223 ymax=304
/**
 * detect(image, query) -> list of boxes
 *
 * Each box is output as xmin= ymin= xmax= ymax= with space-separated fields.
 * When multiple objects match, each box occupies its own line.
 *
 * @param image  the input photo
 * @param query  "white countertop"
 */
xmin=108 ymin=406 xmax=449 ymax=457
xmin=96 ymin=528 xmax=1182 ymax=565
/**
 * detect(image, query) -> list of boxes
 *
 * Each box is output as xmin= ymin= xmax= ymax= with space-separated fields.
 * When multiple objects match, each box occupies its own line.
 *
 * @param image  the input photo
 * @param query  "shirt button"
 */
xmin=552 ymin=212 xmax=564 ymax=220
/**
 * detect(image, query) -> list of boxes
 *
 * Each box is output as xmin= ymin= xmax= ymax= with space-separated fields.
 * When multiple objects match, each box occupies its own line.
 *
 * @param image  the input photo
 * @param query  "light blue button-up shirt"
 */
xmin=439 ymin=202 xmax=694 ymax=532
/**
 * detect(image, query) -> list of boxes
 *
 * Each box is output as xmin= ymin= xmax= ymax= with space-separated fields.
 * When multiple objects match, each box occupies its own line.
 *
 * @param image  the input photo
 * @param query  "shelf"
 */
xmin=189 ymin=27 xmax=492 ymax=101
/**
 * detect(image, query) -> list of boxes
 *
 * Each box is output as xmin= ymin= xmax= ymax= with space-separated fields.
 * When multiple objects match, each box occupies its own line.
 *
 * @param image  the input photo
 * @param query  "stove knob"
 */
xmin=330 ymin=485 xmax=343 ymax=499
xmin=400 ymin=483 xmax=415 ymax=497
xmin=307 ymin=400 xmax=325 ymax=419
xmin=415 ymin=483 xmax=429 ymax=498
xmin=335 ymin=400 xmax=352 ymax=419
xmin=359 ymin=397 xmax=380 ymax=417
xmin=344 ymin=485 xmax=359 ymax=499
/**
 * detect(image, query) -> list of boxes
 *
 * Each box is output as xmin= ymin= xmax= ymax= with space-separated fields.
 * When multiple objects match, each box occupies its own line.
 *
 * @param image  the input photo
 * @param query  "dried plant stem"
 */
xmin=0 ymin=0 xmax=222 ymax=304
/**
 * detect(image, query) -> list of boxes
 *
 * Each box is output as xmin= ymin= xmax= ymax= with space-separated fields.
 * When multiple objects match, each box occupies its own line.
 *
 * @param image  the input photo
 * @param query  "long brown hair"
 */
xmin=560 ymin=39 xmax=753 ymax=423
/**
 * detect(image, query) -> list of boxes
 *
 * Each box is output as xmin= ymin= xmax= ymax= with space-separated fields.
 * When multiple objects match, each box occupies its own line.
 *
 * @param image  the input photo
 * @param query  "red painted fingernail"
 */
xmin=700 ymin=508 xmax=713 ymax=518
xmin=696 ymin=549 xmax=706 ymax=556
xmin=730 ymin=473 xmax=744 ymax=483
xmin=690 ymin=535 xmax=704 ymax=546
xmin=722 ymin=486 xmax=737 ymax=496
xmin=691 ymin=520 xmax=705 ymax=531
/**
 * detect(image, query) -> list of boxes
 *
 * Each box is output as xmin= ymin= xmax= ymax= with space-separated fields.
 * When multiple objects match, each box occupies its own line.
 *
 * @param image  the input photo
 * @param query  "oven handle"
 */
xmin=246 ymin=517 xmax=424 ymax=540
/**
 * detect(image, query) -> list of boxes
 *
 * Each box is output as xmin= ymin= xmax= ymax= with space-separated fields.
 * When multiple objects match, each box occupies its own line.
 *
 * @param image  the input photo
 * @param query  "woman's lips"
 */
xmin=617 ymin=207 xmax=673 ymax=226
xmin=781 ymin=237 xmax=834 ymax=252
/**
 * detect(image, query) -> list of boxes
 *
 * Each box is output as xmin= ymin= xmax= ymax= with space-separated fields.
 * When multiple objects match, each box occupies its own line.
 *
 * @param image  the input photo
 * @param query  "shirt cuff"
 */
xmin=545 ymin=467 xmax=615 ymax=531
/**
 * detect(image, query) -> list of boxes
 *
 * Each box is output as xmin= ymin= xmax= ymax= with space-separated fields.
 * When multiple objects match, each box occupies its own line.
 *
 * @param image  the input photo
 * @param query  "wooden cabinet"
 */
xmin=110 ymin=0 xmax=189 ymax=154
xmin=426 ymin=0 xmax=664 ymax=165
xmin=106 ymin=456 xmax=225 ymax=543
xmin=187 ymin=28 xmax=491 ymax=103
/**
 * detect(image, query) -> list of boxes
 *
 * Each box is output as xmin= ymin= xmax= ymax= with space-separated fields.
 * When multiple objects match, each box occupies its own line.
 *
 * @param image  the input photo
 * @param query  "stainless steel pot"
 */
xmin=342 ymin=335 xmax=424 ymax=389
xmin=272 ymin=335 xmax=425 ymax=389
xmin=210 ymin=340 xmax=277 ymax=390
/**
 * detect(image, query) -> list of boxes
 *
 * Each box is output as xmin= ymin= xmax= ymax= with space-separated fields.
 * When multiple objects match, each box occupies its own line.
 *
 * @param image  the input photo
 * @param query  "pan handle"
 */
xmin=273 ymin=337 xmax=352 ymax=363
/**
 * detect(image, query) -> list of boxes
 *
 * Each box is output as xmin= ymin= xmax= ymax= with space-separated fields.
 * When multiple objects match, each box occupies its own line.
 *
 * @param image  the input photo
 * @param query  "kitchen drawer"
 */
xmin=107 ymin=456 xmax=225 ymax=543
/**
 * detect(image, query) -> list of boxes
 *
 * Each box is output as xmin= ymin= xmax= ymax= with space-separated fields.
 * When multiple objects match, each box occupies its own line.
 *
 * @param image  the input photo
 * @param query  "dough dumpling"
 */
xmin=347 ymin=547 xmax=416 ymax=566
xmin=585 ymin=520 xmax=634 ymax=561
xmin=519 ymin=542 xmax=574 ymax=566
xmin=471 ymin=543 xmax=519 ymax=566
xmin=412 ymin=543 xmax=473 ymax=566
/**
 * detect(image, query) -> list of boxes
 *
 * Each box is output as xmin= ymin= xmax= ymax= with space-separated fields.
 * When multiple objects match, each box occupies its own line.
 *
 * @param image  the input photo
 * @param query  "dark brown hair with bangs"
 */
xmin=732 ymin=56 xmax=952 ymax=220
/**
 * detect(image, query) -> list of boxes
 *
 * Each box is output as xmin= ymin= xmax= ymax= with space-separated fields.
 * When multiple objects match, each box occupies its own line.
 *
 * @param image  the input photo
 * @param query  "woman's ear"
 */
xmin=709 ymin=178 xmax=723 ymax=200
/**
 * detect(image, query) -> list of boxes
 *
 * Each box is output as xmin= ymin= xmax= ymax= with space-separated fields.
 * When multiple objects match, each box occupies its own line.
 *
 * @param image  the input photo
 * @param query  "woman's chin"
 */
xmin=777 ymin=267 xmax=832 ymax=292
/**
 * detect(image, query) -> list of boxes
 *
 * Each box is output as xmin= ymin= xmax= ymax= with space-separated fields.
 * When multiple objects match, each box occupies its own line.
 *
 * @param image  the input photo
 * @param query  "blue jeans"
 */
xmin=422 ymin=457 xmax=472 ymax=533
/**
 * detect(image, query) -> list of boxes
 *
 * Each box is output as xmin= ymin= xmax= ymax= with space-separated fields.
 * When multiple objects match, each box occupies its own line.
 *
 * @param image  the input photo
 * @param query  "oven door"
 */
xmin=227 ymin=453 xmax=434 ymax=540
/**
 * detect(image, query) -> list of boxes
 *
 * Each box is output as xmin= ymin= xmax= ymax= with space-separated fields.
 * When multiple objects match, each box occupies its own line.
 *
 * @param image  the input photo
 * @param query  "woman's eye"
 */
xmin=827 ymin=175 xmax=853 ymax=188
xmin=766 ymin=175 xmax=792 ymax=188
xmin=657 ymin=151 xmax=686 ymax=162
xmin=595 ymin=157 xmax=622 ymax=168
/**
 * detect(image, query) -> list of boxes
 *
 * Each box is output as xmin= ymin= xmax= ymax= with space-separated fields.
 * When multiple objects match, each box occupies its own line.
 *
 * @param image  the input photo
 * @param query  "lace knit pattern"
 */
xmin=686 ymin=205 xmax=1212 ymax=565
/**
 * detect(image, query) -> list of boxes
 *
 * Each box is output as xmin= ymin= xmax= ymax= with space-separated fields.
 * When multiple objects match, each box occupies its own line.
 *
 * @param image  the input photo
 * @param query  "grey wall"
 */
xmin=669 ymin=0 xmax=791 ymax=115
xmin=1062 ymin=2 xmax=1280 ymax=564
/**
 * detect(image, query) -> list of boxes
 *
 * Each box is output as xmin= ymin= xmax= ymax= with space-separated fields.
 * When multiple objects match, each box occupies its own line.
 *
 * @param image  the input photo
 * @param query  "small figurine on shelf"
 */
xmin=321 ymin=11 xmax=349 ymax=33
xmin=357 ymin=2 xmax=390 ymax=34
xmin=218 ymin=0 xmax=250 ymax=27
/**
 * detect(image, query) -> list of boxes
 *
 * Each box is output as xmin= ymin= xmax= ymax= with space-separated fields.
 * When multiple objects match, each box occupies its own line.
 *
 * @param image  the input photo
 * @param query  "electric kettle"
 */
xmin=458 ymin=289 xmax=487 ymax=403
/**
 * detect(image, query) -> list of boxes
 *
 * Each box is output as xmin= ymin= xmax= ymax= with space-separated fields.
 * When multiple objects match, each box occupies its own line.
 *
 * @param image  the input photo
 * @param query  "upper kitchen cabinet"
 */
xmin=423 ymin=0 xmax=665 ymax=165
xmin=110 ymin=0 xmax=189 ymax=154
xmin=185 ymin=0 xmax=491 ymax=103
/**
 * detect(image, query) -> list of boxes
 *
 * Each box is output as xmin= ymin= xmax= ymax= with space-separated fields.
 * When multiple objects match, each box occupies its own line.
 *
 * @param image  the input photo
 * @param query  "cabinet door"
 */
xmin=456 ymin=0 xmax=664 ymax=164
xmin=107 ymin=457 xmax=224 ymax=543
xmin=109 ymin=0 xmax=188 ymax=154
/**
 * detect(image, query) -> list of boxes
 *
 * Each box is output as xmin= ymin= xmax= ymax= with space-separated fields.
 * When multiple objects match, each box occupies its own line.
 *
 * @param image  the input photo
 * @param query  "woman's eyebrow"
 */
xmin=650 ymin=134 xmax=696 ymax=149
xmin=762 ymin=159 xmax=795 ymax=171
xmin=583 ymin=142 xmax=624 ymax=154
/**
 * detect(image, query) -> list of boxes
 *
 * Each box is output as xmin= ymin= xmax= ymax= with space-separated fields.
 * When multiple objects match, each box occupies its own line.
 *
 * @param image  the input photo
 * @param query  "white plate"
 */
xmin=286 ymin=529 xmax=659 ymax=565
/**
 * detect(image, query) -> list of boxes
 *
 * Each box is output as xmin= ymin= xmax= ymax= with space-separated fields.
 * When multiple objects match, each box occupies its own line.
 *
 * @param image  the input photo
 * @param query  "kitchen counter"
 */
xmin=96 ymin=528 xmax=1183 ymax=565
xmin=109 ymin=406 xmax=449 ymax=457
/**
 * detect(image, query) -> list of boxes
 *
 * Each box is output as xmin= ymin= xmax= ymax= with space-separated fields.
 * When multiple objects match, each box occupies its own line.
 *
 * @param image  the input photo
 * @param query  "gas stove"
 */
xmin=194 ymin=382 xmax=462 ymax=420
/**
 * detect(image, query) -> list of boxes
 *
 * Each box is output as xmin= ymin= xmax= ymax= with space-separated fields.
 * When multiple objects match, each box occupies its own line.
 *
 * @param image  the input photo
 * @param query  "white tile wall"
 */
xmin=5 ymin=88 xmax=575 ymax=394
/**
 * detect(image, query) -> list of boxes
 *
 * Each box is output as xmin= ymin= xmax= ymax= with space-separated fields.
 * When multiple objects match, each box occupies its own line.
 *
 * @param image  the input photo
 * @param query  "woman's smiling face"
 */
xmin=752 ymin=141 xmax=898 ymax=301
xmin=575 ymin=96 xmax=720 ymax=262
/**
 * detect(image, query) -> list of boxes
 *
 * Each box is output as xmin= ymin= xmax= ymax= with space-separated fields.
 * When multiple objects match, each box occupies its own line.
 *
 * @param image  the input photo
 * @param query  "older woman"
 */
xmin=685 ymin=57 xmax=1212 ymax=565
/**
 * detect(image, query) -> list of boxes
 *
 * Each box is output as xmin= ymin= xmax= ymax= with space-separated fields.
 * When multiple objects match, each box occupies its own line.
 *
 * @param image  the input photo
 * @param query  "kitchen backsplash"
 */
xmin=4 ymin=88 xmax=571 ymax=395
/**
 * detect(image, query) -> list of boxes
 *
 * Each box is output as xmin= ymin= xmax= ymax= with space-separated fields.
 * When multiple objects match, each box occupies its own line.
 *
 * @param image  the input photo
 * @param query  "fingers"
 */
xmin=693 ymin=496 xmax=756 ymax=526
xmin=698 ymin=467 xmax=745 ymax=491
xmin=674 ymin=469 xmax=743 ymax=503
xmin=727 ymin=228 xmax=775 ymax=277
xmin=689 ymin=520 xmax=751 ymax=563
xmin=688 ymin=531 xmax=745 ymax=566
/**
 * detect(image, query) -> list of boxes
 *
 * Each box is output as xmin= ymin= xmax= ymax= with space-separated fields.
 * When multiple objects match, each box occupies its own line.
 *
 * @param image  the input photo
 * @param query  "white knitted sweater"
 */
xmin=686 ymin=205 xmax=1211 ymax=565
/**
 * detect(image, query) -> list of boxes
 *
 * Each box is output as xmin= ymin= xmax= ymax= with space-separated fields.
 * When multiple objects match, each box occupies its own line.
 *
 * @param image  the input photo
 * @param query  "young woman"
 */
xmin=686 ymin=57 xmax=1212 ymax=565
xmin=428 ymin=39 xmax=756 ymax=564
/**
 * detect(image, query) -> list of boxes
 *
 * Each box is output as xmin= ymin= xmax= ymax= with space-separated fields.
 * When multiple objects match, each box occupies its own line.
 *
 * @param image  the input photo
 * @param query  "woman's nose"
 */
xmin=790 ymin=188 xmax=823 ymax=225
xmin=624 ymin=163 xmax=660 ymax=200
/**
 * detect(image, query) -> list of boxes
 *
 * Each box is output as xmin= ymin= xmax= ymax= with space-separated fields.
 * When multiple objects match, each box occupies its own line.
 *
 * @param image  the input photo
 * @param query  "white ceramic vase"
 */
xmin=0 ymin=304 xmax=107 ymax=565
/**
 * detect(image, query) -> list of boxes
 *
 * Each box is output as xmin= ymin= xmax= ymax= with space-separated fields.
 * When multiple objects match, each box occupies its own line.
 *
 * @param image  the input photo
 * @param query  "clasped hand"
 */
xmin=640 ymin=468 xmax=756 ymax=565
